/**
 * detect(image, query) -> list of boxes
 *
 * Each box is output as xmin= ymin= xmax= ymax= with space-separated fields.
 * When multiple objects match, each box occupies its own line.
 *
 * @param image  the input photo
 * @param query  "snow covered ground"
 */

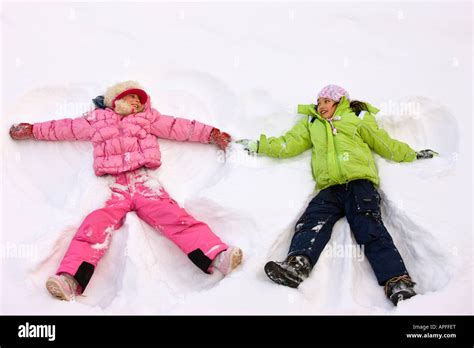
xmin=1 ymin=1 xmax=472 ymax=314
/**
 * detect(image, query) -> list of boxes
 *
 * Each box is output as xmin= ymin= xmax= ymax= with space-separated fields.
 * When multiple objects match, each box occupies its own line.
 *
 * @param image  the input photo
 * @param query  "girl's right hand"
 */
xmin=10 ymin=123 xmax=34 ymax=140
xmin=236 ymin=139 xmax=259 ymax=155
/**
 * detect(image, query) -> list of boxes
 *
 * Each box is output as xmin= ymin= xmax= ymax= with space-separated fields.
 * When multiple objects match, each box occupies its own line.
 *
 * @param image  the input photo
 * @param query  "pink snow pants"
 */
xmin=56 ymin=168 xmax=228 ymax=291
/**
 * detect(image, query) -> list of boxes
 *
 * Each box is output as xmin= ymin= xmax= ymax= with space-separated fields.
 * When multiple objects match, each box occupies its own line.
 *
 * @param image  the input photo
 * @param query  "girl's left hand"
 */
xmin=209 ymin=128 xmax=231 ymax=151
xmin=416 ymin=149 xmax=439 ymax=159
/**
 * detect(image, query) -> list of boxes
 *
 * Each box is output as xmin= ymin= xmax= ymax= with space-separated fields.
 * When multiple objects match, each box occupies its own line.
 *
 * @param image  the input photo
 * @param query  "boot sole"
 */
xmin=390 ymin=290 xmax=417 ymax=306
xmin=230 ymin=248 xmax=243 ymax=271
xmin=264 ymin=261 xmax=301 ymax=288
xmin=46 ymin=278 xmax=73 ymax=301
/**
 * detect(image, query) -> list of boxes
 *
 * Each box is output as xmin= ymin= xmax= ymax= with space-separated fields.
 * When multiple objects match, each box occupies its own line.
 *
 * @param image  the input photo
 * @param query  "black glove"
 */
xmin=416 ymin=149 xmax=439 ymax=160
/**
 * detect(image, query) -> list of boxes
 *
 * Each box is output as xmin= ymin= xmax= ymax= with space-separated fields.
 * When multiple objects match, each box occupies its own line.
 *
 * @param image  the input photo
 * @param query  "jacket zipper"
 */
xmin=312 ymin=108 xmax=347 ymax=184
xmin=118 ymin=116 xmax=126 ymax=166
xmin=327 ymin=115 xmax=346 ymax=184
xmin=334 ymin=138 xmax=347 ymax=184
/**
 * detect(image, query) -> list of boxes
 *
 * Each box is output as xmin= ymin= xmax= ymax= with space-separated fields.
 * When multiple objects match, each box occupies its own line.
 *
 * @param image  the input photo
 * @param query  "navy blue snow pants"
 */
xmin=288 ymin=179 xmax=409 ymax=285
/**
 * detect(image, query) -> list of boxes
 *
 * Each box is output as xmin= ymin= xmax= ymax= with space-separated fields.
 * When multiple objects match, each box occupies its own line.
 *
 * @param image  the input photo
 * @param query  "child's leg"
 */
xmin=345 ymin=180 xmax=409 ymax=285
xmin=287 ymin=186 xmax=344 ymax=267
xmin=133 ymin=181 xmax=227 ymax=273
xmin=265 ymin=186 xmax=344 ymax=287
xmin=56 ymin=179 xmax=132 ymax=292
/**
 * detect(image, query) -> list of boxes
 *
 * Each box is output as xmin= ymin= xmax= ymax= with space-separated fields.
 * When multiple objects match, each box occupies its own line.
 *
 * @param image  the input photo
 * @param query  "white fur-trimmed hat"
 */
xmin=104 ymin=80 xmax=148 ymax=109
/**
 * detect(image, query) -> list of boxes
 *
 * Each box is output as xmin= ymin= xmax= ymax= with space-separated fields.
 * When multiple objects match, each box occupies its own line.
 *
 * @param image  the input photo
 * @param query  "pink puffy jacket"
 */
xmin=32 ymin=95 xmax=214 ymax=176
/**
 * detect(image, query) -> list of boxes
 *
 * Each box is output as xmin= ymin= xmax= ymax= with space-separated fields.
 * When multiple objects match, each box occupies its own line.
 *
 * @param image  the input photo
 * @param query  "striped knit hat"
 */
xmin=317 ymin=84 xmax=350 ymax=102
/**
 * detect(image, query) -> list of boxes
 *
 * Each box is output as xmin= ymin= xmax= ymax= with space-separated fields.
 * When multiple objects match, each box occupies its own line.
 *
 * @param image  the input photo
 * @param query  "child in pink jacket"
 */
xmin=10 ymin=81 xmax=243 ymax=301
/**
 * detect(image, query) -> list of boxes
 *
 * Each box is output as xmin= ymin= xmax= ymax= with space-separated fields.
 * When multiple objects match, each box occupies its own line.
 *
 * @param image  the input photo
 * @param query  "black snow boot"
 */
xmin=385 ymin=275 xmax=417 ymax=305
xmin=264 ymin=255 xmax=312 ymax=288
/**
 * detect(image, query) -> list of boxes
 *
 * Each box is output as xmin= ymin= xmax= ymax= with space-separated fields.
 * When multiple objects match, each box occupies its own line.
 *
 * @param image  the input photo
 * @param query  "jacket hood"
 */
xmin=104 ymin=80 xmax=149 ymax=108
xmin=103 ymin=81 xmax=151 ymax=115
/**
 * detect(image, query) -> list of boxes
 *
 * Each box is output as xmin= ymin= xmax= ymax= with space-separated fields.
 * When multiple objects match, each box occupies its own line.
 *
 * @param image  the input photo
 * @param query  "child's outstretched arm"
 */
xmin=10 ymin=113 xmax=93 ymax=142
xmin=149 ymin=111 xmax=230 ymax=150
xmin=240 ymin=116 xmax=312 ymax=158
xmin=358 ymin=113 xmax=436 ymax=162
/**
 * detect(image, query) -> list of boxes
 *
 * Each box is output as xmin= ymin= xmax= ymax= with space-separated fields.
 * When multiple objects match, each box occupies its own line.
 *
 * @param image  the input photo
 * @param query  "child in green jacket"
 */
xmin=238 ymin=85 xmax=437 ymax=305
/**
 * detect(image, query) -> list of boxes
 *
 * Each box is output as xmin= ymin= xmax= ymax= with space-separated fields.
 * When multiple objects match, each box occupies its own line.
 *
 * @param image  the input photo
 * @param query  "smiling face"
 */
xmin=121 ymin=93 xmax=145 ymax=113
xmin=317 ymin=97 xmax=338 ymax=119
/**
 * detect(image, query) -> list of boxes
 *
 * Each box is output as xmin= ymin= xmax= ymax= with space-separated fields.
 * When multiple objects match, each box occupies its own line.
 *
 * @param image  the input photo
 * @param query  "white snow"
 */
xmin=1 ymin=1 xmax=472 ymax=315
xmin=91 ymin=226 xmax=114 ymax=250
xmin=312 ymin=221 xmax=326 ymax=233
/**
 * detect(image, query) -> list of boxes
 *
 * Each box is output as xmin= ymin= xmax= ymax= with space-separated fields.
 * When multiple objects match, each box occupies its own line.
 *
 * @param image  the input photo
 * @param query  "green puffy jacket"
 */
xmin=257 ymin=97 xmax=417 ymax=190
